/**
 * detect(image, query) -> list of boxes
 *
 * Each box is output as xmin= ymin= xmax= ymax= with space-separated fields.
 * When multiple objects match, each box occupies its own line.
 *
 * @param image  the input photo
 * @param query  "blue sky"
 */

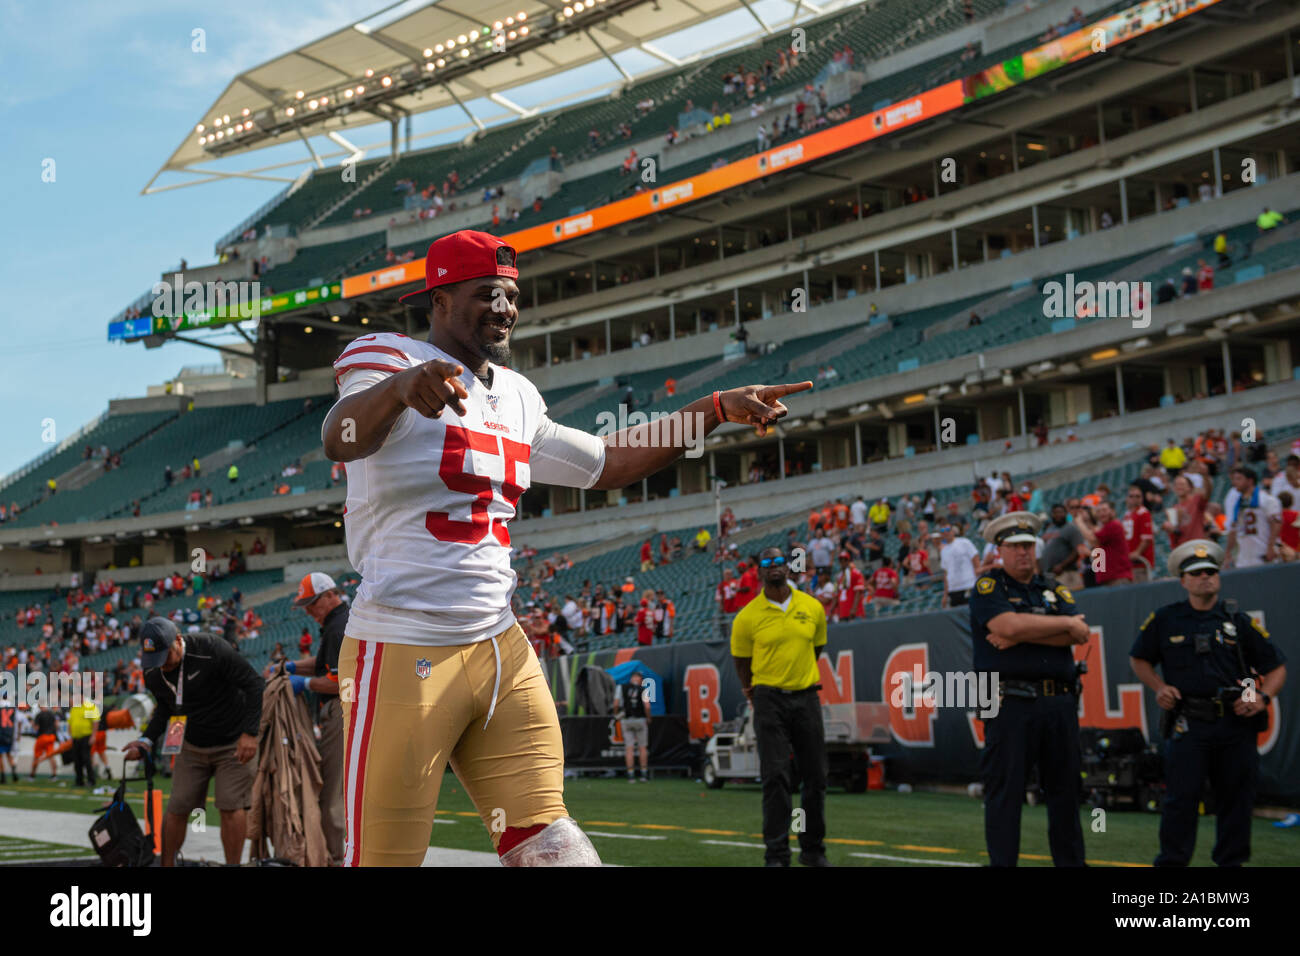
xmin=0 ymin=0 xmax=811 ymax=480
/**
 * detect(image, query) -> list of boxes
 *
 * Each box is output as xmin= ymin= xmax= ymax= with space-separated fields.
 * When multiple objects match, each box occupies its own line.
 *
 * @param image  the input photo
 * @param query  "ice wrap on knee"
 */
xmin=499 ymin=817 xmax=601 ymax=867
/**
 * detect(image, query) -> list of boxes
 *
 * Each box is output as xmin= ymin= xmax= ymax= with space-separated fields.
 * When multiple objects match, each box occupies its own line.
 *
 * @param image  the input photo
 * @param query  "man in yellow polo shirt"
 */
xmin=730 ymin=546 xmax=830 ymax=867
xmin=68 ymin=698 xmax=102 ymax=788
xmin=1159 ymin=438 xmax=1187 ymax=475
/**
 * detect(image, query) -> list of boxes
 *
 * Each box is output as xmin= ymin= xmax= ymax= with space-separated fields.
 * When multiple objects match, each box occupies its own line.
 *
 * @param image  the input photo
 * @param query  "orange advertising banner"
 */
xmin=342 ymin=259 xmax=426 ymax=300
xmin=504 ymin=81 xmax=965 ymax=255
xmin=338 ymin=0 xmax=1222 ymax=301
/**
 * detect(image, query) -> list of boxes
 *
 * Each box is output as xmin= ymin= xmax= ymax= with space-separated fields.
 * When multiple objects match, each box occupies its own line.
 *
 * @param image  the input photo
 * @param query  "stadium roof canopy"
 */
xmin=146 ymin=0 xmax=837 ymax=194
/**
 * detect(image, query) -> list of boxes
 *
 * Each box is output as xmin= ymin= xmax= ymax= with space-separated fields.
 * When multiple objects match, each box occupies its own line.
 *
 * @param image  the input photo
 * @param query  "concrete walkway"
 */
xmin=0 ymin=804 xmax=500 ymax=866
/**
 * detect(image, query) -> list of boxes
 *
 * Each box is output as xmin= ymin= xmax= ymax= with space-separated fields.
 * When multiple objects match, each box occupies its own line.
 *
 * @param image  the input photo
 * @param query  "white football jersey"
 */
xmin=329 ymin=333 xmax=606 ymax=646
xmin=1230 ymin=490 xmax=1280 ymax=567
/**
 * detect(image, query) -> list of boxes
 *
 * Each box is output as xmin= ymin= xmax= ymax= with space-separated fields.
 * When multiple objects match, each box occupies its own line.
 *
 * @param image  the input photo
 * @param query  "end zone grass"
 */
xmin=0 ymin=776 xmax=1293 ymax=866
xmin=432 ymin=777 xmax=1300 ymax=867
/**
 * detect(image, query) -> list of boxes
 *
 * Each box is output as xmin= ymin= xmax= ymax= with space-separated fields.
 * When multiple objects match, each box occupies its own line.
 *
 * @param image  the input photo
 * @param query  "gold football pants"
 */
xmin=339 ymin=622 xmax=568 ymax=866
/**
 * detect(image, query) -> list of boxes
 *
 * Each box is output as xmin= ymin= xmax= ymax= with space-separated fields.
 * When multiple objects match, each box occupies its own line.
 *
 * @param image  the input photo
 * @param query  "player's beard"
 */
xmin=481 ymin=338 xmax=512 ymax=365
xmin=476 ymin=314 xmax=512 ymax=365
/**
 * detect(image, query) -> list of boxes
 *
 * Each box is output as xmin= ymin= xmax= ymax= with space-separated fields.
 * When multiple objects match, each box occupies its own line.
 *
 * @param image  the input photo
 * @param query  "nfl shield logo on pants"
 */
xmin=415 ymin=658 xmax=432 ymax=679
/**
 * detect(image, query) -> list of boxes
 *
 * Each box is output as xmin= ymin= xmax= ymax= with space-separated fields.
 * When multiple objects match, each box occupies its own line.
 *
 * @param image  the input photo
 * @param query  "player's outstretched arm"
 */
xmin=590 ymin=382 xmax=812 ymax=490
xmin=324 ymin=359 xmax=469 ymax=462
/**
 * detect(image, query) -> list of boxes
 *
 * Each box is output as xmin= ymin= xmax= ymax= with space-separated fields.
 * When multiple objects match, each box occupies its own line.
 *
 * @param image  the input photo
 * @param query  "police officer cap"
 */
xmin=982 ymin=511 xmax=1043 ymax=546
xmin=1168 ymin=538 xmax=1224 ymax=576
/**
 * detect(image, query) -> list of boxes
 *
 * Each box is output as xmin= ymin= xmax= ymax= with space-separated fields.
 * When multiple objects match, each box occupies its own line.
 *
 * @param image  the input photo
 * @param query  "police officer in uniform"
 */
xmin=970 ymin=513 xmax=1092 ymax=867
xmin=1129 ymin=540 xmax=1286 ymax=867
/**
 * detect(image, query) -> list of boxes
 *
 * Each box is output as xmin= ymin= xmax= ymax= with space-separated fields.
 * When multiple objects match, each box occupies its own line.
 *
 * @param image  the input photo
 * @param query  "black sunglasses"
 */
xmin=759 ymin=556 xmax=786 ymax=567
xmin=1186 ymin=568 xmax=1219 ymax=577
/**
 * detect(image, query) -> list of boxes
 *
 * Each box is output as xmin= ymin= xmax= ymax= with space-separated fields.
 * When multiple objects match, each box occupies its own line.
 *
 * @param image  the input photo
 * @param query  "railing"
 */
xmin=214 ymin=167 xmax=313 ymax=252
xmin=0 ymin=408 xmax=111 ymax=493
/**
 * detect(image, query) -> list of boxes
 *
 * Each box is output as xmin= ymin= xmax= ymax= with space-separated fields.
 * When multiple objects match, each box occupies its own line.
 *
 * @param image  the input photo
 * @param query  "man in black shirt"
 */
xmin=30 ymin=706 xmax=60 ymax=780
xmin=284 ymin=572 xmax=348 ymax=864
xmin=122 ymin=618 xmax=263 ymax=866
xmin=0 ymin=700 xmax=16 ymax=782
xmin=970 ymin=513 xmax=1092 ymax=866
xmin=1130 ymin=540 xmax=1286 ymax=866
xmin=615 ymin=671 xmax=652 ymax=782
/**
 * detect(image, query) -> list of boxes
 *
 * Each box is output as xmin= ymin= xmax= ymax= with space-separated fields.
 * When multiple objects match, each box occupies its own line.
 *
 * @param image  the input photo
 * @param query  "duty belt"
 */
xmin=999 ymin=678 xmax=1080 ymax=699
xmin=756 ymin=683 xmax=822 ymax=695
xmin=1181 ymin=693 xmax=1239 ymax=722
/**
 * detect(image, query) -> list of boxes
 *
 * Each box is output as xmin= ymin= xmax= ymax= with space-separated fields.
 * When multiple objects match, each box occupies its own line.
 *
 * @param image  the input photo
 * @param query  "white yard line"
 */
xmin=586 ymin=831 xmax=668 ymax=840
xmin=850 ymin=852 xmax=979 ymax=867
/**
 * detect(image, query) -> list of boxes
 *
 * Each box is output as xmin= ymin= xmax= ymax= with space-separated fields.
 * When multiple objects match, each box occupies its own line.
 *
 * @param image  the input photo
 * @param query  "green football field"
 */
xmin=1 ymin=774 xmax=1295 ymax=866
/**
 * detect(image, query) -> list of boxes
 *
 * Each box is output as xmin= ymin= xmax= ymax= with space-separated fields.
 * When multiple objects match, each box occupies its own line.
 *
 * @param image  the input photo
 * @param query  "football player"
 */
xmin=323 ymin=230 xmax=809 ymax=866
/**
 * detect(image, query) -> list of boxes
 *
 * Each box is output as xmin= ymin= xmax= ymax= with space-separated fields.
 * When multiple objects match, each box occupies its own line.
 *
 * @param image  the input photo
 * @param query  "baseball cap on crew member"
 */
xmin=1168 ymin=539 xmax=1224 ymax=576
xmin=139 ymin=617 xmax=179 ymax=670
xmin=397 ymin=230 xmax=519 ymax=303
xmin=294 ymin=571 xmax=337 ymax=607
xmin=983 ymin=512 xmax=1043 ymax=546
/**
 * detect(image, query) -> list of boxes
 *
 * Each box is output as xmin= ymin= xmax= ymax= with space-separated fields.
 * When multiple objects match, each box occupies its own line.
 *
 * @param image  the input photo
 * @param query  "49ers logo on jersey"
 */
xmin=425 ymin=425 xmax=530 ymax=546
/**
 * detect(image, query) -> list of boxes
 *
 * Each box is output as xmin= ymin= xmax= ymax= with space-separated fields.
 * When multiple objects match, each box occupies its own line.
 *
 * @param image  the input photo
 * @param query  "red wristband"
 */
xmin=712 ymin=390 xmax=727 ymax=424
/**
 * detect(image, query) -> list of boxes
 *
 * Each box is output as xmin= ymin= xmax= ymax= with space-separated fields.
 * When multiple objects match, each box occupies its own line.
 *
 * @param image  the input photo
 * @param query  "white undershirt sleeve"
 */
xmin=530 ymin=413 xmax=607 ymax=489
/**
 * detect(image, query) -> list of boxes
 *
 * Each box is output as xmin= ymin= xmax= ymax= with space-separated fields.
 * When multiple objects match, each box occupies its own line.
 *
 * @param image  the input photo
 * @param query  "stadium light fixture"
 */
xmin=520 ymin=25 xmax=528 ymax=34
xmin=1120 ymin=337 xmax=1151 ymax=352
xmin=1089 ymin=348 xmax=1119 ymax=360
xmin=382 ymin=75 xmax=393 ymax=86
xmin=242 ymin=108 xmax=250 ymax=116
xmin=296 ymin=90 xmax=304 ymax=98
xmin=903 ymin=393 xmax=926 ymax=405
xmin=365 ymin=68 xmax=374 ymax=77
xmin=436 ymin=58 xmax=445 ymax=67
xmin=285 ymin=107 xmax=295 ymax=116
xmin=304 ymin=326 xmax=314 ymax=333
xmin=458 ymin=33 xmax=468 ymax=43
xmin=195 ymin=123 xmax=204 ymax=132
xmin=424 ymin=47 xmax=433 ymax=56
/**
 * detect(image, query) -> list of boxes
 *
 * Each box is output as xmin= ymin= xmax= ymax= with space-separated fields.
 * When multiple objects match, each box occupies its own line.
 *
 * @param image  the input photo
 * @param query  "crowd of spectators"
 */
xmin=1036 ymin=6 xmax=1087 ymax=43
xmin=499 ymin=426 xmax=1299 ymax=653
xmin=2 ymin=553 xmax=270 ymax=694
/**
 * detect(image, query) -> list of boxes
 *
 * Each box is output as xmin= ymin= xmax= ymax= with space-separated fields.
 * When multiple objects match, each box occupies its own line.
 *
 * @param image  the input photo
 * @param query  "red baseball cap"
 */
xmin=398 ymin=230 xmax=519 ymax=303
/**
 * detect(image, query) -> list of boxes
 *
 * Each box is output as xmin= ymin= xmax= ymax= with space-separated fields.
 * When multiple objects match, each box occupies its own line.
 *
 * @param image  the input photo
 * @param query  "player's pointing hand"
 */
xmin=720 ymin=381 xmax=813 ymax=438
xmin=394 ymin=358 xmax=470 ymax=418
